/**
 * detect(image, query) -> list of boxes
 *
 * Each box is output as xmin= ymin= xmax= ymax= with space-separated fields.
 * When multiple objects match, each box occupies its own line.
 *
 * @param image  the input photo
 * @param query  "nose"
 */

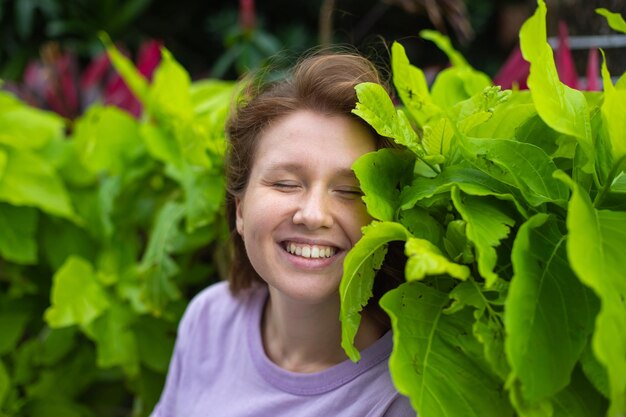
xmin=292 ymin=186 xmax=334 ymax=230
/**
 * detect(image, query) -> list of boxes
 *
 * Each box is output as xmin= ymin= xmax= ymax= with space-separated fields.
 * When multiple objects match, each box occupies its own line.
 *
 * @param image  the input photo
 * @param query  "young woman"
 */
xmin=151 ymin=50 xmax=414 ymax=417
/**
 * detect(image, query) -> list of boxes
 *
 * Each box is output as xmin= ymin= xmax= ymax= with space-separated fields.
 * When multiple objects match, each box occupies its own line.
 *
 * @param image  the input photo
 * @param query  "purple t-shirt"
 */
xmin=151 ymin=281 xmax=415 ymax=417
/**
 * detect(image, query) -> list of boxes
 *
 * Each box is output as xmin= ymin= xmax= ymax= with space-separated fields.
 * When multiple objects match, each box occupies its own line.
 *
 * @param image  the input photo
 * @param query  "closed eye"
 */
xmin=336 ymin=187 xmax=364 ymax=199
xmin=272 ymin=181 xmax=301 ymax=191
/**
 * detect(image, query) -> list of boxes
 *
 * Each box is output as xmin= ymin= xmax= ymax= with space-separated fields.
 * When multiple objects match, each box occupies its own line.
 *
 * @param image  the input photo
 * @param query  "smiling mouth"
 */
xmin=284 ymin=242 xmax=337 ymax=259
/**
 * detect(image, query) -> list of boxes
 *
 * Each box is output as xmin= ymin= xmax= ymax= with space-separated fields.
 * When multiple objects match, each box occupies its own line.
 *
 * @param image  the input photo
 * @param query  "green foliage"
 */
xmin=340 ymin=1 xmax=626 ymax=416
xmin=0 ymin=38 xmax=235 ymax=416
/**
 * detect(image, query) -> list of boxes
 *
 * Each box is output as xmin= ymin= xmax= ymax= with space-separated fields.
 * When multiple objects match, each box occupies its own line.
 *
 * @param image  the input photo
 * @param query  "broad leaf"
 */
xmin=557 ymin=171 xmax=626 ymax=416
xmin=451 ymin=189 xmax=515 ymax=287
xmin=138 ymin=201 xmax=184 ymax=315
xmin=352 ymin=148 xmax=415 ymax=221
xmin=391 ymin=41 xmax=441 ymax=127
xmin=0 ymin=203 xmax=37 ymax=264
xmin=599 ymin=50 xmax=626 ymax=162
xmin=340 ymin=221 xmax=412 ymax=361
xmin=381 ymin=281 xmax=513 ymax=417
xmin=353 ymin=82 xmax=424 ymax=156
xmin=596 ymin=8 xmax=626 ymax=33
xmin=45 ymin=256 xmax=111 ymax=328
xmin=401 ymin=164 xmax=526 ymax=216
xmin=404 ymin=237 xmax=470 ymax=281
xmin=460 ymin=136 xmax=569 ymax=207
xmin=507 ymin=213 xmax=597 ymax=405
xmin=519 ymin=0 xmax=594 ymax=173
xmin=0 ymin=146 xmax=76 ymax=219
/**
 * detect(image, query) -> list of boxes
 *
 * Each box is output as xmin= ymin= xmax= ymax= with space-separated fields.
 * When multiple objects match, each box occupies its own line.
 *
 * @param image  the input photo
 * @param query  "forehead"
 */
xmin=252 ymin=110 xmax=376 ymax=173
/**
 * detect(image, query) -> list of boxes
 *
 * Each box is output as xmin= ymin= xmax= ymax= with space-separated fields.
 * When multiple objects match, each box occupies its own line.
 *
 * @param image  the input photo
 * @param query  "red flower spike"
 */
xmin=493 ymin=44 xmax=529 ymax=90
xmin=586 ymin=48 xmax=600 ymax=91
xmin=240 ymin=0 xmax=256 ymax=30
xmin=555 ymin=20 xmax=579 ymax=89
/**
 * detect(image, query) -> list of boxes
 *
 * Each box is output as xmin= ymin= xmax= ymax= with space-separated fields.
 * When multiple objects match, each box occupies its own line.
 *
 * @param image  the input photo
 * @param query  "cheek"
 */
xmin=342 ymin=202 xmax=373 ymax=242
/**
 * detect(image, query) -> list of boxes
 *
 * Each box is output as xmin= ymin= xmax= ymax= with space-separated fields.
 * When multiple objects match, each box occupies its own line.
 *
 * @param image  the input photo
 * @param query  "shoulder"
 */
xmin=176 ymin=281 xmax=262 ymax=342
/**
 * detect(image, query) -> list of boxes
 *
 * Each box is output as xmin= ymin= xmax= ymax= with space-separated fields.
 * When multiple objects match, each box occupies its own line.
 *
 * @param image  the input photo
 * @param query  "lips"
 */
xmin=284 ymin=241 xmax=338 ymax=259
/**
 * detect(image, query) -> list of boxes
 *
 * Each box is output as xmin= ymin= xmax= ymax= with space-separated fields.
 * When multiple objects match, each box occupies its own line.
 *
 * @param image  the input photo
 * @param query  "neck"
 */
xmin=261 ymin=287 xmax=385 ymax=373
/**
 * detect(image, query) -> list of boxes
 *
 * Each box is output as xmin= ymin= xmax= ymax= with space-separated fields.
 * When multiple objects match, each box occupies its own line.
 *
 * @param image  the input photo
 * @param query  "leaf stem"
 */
xmin=593 ymin=155 xmax=626 ymax=207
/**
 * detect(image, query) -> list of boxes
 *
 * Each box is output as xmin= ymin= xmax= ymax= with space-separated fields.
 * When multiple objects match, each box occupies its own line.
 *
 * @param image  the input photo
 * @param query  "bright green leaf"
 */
xmin=596 ymin=8 xmax=626 ymax=33
xmin=72 ymin=105 xmax=143 ymax=175
xmin=391 ymin=41 xmax=441 ymax=127
xmin=519 ymin=0 xmax=594 ymax=173
xmin=404 ymin=237 xmax=470 ymax=281
xmin=352 ymin=148 xmax=415 ymax=221
xmin=44 ymin=256 xmax=110 ymax=328
xmin=600 ymin=50 xmax=626 ymax=162
xmin=0 ymin=146 xmax=76 ymax=219
xmin=100 ymin=32 xmax=149 ymax=105
xmin=507 ymin=213 xmax=597 ymax=405
xmin=148 ymin=48 xmax=193 ymax=120
xmin=352 ymin=82 xmax=424 ymax=156
xmin=340 ymin=221 xmax=412 ymax=361
xmin=460 ymin=136 xmax=569 ymax=207
xmin=381 ymin=281 xmax=513 ymax=417
xmin=451 ymin=188 xmax=515 ymax=287
xmin=557 ymin=171 xmax=626 ymax=416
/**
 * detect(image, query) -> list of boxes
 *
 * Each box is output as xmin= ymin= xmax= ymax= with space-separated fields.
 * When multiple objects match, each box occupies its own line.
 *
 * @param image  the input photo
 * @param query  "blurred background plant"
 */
xmin=1 ymin=1 xmax=625 ymax=416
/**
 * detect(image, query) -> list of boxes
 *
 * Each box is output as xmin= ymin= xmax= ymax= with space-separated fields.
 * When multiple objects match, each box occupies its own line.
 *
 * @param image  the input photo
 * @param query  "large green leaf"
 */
xmin=101 ymin=32 xmax=149 ymax=105
xmin=0 ymin=94 xmax=65 ymax=151
xmin=0 ymin=146 xmax=76 ymax=220
xmin=446 ymin=280 xmax=509 ymax=379
xmin=352 ymin=148 xmax=415 ymax=221
xmin=519 ymin=0 xmax=594 ymax=173
xmin=557 ymin=171 xmax=626 ymax=416
xmin=381 ymin=282 xmax=512 ymax=417
xmin=148 ymin=48 xmax=193 ymax=121
xmin=596 ymin=8 xmax=626 ymax=33
xmin=44 ymin=256 xmax=111 ymax=328
xmin=599 ymin=50 xmax=626 ymax=162
xmin=460 ymin=136 xmax=570 ymax=207
xmin=451 ymin=189 xmax=515 ymax=287
xmin=352 ymin=82 xmax=424 ymax=156
xmin=507 ymin=213 xmax=597 ymax=406
xmin=0 ymin=202 xmax=37 ymax=264
xmin=138 ymin=201 xmax=184 ymax=316
xmin=400 ymin=165 xmax=526 ymax=216
xmin=404 ymin=237 xmax=470 ymax=281
xmin=340 ymin=221 xmax=412 ymax=361
xmin=391 ymin=41 xmax=441 ymax=128
xmin=72 ymin=105 xmax=144 ymax=175
xmin=84 ymin=303 xmax=139 ymax=376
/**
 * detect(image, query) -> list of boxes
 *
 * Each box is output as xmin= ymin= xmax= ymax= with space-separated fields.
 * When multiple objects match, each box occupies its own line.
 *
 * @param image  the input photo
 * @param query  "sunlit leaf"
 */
xmin=519 ymin=0 xmax=594 ymax=173
xmin=381 ymin=282 xmax=513 ymax=417
xmin=507 ymin=213 xmax=597 ymax=405
xmin=44 ymin=256 xmax=110 ymax=328
xmin=340 ymin=221 xmax=412 ymax=361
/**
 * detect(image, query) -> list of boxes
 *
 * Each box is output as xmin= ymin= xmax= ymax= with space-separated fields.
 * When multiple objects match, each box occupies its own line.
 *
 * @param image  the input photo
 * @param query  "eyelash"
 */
xmin=270 ymin=182 xmax=363 ymax=198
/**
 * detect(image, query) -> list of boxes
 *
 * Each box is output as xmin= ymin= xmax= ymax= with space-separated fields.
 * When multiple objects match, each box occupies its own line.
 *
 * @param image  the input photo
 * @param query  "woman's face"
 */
xmin=236 ymin=110 xmax=376 ymax=304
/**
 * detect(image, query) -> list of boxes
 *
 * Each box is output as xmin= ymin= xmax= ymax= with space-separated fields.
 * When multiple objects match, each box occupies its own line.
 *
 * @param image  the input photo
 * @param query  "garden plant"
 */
xmin=340 ymin=1 xmax=626 ymax=416
xmin=0 ymin=0 xmax=625 ymax=416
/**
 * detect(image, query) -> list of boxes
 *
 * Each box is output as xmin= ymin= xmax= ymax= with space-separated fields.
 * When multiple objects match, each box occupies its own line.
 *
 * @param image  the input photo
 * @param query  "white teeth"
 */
xmin=286 ymin=242 xmax=336 ymax=258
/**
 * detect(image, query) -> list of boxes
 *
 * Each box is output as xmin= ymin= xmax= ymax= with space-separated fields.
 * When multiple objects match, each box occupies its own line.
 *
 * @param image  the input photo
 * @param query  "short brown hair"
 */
xmin=224 ymin=48 xmax=404 ymax=322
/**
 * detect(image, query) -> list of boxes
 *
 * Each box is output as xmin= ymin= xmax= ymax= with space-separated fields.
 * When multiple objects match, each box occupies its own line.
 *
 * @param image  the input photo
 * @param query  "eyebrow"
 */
xmin=265 ymin=163 xmax=357 ymax=179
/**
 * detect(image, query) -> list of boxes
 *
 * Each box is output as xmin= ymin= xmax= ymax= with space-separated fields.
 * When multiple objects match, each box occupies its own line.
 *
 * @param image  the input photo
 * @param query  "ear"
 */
xmin=235 ymin=196 xmax=244 ymax=236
